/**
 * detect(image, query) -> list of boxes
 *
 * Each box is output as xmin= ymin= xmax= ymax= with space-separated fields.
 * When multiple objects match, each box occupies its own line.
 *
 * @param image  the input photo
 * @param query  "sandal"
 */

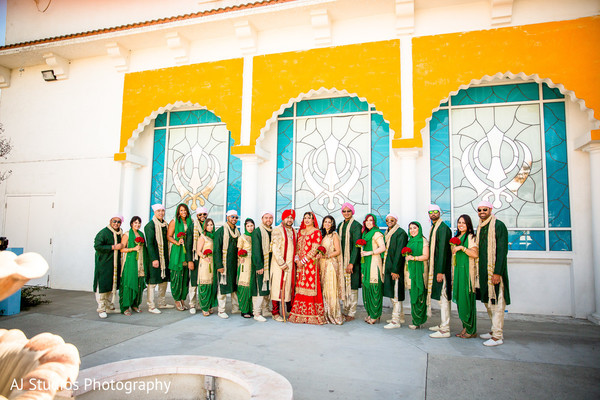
xmin=175 ymin=301 xmax=185 ymax=311
xmin=462 ymin=333 xmax=478 ymax=339
xmin=456 ymin=329 xmax=466 ymax=337
xmin=202 ymin=311 xmax=210 ymax=317
xmin=124 ymin=310 xmax=132 ymax=316
xmin=132 ymin=307 xmax=141 ymax=313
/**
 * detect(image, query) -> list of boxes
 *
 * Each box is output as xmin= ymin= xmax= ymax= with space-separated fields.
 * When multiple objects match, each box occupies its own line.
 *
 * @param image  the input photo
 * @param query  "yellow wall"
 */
xmin=239 ymin=40 xmax=402 ymax=154
xmin=411 ymin=16 xmax=600 ymax=147
xmin=116 ymin=59 xmax=244 ymax=158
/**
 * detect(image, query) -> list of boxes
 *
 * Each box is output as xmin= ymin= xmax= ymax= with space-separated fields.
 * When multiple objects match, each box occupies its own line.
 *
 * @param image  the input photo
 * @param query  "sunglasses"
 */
xmin=428 ymin=211 xmax=439 ymax=215
xmin=229 ymin=216 xmax=239 ymax=219
xmin=477 ymin=208 xmax=489 ymax=212
xmin=342 ymin=209 xmax=352 ymax=213
xmin=111 ymin=220 xmax=122 ymax=224
xmin=198 ymin=213 xmax=207 ymax=216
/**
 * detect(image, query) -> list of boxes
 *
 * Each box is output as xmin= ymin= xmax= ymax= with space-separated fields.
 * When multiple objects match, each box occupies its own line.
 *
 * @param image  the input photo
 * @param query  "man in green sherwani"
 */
xmin=93 ymin=214 xmax=124 ymax=319
xmin=250 ymin=211 xmax=274 ymax=322
xmin=382 ymin=213 xmax=408 ymax=329
xmin=213 ymin=209 xmax=241 ymax=319
xmin=337 ymin=202 xmax=362 ymax=322
xmin=476 ymin=200 xmax=510 ymax=347
xmin=427 ymin=204 xmax=453 ymax=338
xmin=188 ymin=206 xmax=208 ymax=315
xmin=143 ymin=204 xmax=174 ymax=313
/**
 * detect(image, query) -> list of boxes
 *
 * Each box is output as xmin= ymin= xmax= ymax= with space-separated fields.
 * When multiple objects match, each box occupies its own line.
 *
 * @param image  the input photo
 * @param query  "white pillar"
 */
xmin=117 ymin=155 xmax=146 ymax=221
xmin=583 ymin=143 xmax=600 ymax=324
xmin=392 ymin=148 xmax=420 ymax=228
xmin=237 ymin=154 xmax=260 ymax=221
xmin=240 ymin=56 xmax=254 ymax=146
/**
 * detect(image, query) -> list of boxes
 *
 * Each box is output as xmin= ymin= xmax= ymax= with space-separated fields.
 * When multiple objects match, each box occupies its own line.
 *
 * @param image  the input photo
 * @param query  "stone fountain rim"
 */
xmin=64 ymin=355 xmax=293 ymax=400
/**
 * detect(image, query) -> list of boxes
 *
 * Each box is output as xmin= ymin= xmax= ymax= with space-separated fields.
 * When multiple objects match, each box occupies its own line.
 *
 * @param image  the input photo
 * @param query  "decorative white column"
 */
xmin=392 ymin=148 xmax=420 ymax=227
xmin=236 ymin=154 xmax=259 ymax=220
xmin=583 ymin=143 xmax=600 ymax=324
xmin=117 ymin=154 xmax=146 ymax=221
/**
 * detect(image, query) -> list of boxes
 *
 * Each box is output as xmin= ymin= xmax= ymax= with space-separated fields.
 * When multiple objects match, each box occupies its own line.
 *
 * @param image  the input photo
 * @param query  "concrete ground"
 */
xmin=1 ymin=288 xmax=599 ymax=400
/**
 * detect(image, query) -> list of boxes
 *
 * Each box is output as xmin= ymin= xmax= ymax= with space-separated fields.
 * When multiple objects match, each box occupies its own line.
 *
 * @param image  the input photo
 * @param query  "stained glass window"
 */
xmin=276 ymin=97 xmax=390 ymax=225
xmin=430 ymin=82 xmax=571 ymax=251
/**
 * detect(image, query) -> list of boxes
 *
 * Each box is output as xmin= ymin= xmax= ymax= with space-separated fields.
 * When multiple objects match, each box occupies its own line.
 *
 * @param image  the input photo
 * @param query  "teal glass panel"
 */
xmin=276 ymin=120 xmax=294 ymax=225
xmin=227 ymin=137 xmax=242 ymax=220
xmin=542 ymin=83 xmax=565 ymax=100
xmin=451 ymin=83 xmax=539 ymax=105
xmin=429 ymin=109 xmax=451 ymax=225
xmin=296 ymin=97 xmax=368 ymax=116
xmin=439 ymin=101 xmax=449 ymax=107
xmin=371 ymin=113 xmax=390 ymax=224
xmin=150 ymin=129 xmax=166 ymax=220
xmin=544 ymin=102 xmax=571 ymax=228
xmin=508 ymin=230 xmax=546 ymax=251
xmin=280 ymin=105 xmax=294 ymax=118
xmin=155 ymin=113 xmax=167 ymax=127
xmin=170 ymin=110 xmax=221 ymax=126
xmin=549 ymin=230 xmax=572 ymax=251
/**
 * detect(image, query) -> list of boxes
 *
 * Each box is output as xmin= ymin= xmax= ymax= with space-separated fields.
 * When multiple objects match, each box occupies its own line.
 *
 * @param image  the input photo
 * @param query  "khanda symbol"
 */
xmin=172 ymin=143 xmax=220 ymax=211
xmin=461 ymin=125 xmax=533 ymax=209
xmin=302 ymin=134 xmax=362 ymax=210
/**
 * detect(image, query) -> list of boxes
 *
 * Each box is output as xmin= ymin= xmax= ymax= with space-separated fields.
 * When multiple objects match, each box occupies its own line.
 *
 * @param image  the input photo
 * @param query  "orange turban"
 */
xmin=281 ymin=209 xmax=296 ymax=220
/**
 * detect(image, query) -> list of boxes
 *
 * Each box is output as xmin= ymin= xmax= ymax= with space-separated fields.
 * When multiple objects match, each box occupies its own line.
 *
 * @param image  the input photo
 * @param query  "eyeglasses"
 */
xmin=428 ymin=211 xmax=439 ymax=215
xmin=229 ymin=216 xmax=239 ymax=219
xmin=477 ymin=208 xmax=489 ymax=212
xmin=198 ymin=213 xmax=207 ymax=216
xmin=111 ymin=220 xmax=122 ymax=224
xmin=342 ymin=209 xmax=352 ymax=213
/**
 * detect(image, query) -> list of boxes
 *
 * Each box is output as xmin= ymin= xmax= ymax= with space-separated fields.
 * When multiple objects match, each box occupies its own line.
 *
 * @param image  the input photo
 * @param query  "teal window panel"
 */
xmin=280 ymin=105 xmax=294 ymax=118
xmin=508 ymin=230 xmax=546 ymax=251
xmin=429 ymin=109 xmax=451 ymax=225
xmin=544 ymin=102 xmax=571 ymax=228
xmin=371 ymin=113 xmax=390 ymax=224
xmin=296 ymin=97 xmax=368 ymax=116
xmin=276 ymin=120 xmax=294 ymax=225
xmin=155 ymin=113 xmax=167 ymax=127
xmin=549 ymin=230 xmax=572 ymax=251
xmin=451 ymin=82 xmax=539 ymax=105
xmin=150 ymin=129 xmax=167 ymax=219
xmin=439 ymin=101 xmax=449 ymax=107
xmin=542 ymin=83 xmax=565 ymax=100
xmin=227 ymin=137 xmax=242 ymax=217
xmin=170 ymin=110 xmax=221 ymax=126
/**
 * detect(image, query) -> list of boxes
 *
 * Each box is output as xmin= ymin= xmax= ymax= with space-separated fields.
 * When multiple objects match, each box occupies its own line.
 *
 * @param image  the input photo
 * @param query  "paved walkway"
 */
xmin=1 ymin=289 xmax=599 ymax=399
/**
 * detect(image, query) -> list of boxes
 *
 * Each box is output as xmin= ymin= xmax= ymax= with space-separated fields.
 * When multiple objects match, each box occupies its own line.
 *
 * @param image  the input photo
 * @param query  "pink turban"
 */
xmin=281 ymin=209 xmax=296 ymax=220
xmin=478 ymin=200 xmax=493 ymax=209
xmin=341 ymin=203 xmax=355 ymax=215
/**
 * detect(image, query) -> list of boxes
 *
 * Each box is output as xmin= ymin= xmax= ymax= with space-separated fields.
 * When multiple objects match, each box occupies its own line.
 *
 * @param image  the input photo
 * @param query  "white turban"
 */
xmin=226 ymin=210 xmax=239 ymax=217
xmin=151 ymin=204 xmax=165 ymax=212
xmin=261 ymin=211 xmax=274 ymax=217
xmin=477 ymin=200 xmax=493 ymax=209
xmin=428 ymin=204 xmax=441 ymax=213
xmin=386 ymin=213 xmax=399 ymax=221
xmin=196 ymin=206 xmax=208 ymax=214
xmin=112 ymin=214 xmax=124 ymax=222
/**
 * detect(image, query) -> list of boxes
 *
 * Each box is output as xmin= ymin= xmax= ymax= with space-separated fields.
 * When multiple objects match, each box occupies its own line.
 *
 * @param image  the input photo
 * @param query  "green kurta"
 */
xmin=407 ymin=222 xmax=428 ymax=326
xmin=453 ymin=233 xmax=477 ymax=335
xmin=168 ymin=216 xmax=193 ymax=301
xmin=143 ymin=220 xmax=170 ymax=284
xmin=213 ymin=224 xmax=240 ymax=295
xmin=189 ymin=219 xmax=204 ymax=288
xmin=337 ymin=219 xmax=363 ymax=289
xmin=361 ymin=228 xmax=384 ymax=320
xmin=429 ymin=221 xmax=452 ymax=301
xmin=251 ymin=227 xmax=271 ymax=296
xmin=93 ymin=227 xmax=122 ymax=293
xmin=382 ymin=226 xmax=408 ymax=301
xmin=119 ymin=230 xmax=148 ymax=312
xmin=477 ymin=219 xmax=510 ymax=305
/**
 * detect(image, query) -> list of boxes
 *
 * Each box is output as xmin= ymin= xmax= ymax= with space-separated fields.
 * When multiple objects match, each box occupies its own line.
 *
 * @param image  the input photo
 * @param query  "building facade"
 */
xmin=0 ymin=0 xmax=599 ymax=320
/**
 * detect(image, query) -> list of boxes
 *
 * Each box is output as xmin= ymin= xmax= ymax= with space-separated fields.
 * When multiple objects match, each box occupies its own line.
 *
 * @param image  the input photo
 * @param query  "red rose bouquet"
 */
xmin=449 ymin=237 xmax=461 ymax=246
xmin=401 ymin=247 xmax=412 ymax=257
xmin=238 ymin=249 xmax=248 ymax=271
xmin=177 ymin=232 xmax=187 ymax=254
xmin=316 ymin=246 xmax=326 ymax=257
xmin=134 ymin=236 xmax=145 ymax=260
xmin=203 ymin=249 xmax=213 ymax=272
xmin=356 ymin=239 xmax=367 ymax=263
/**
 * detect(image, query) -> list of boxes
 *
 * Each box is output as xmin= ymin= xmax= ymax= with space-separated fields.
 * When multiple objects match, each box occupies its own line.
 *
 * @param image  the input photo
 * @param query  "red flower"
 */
xmin=177 ymin=232 xmax=186 ymax=239
xmin=355 ymin=239 xmax=367 ymax=247
xmin=203 ymin=249 xmax=213 ymax=256
xmin=238 ymin=249 xmax=248 ymax=258
xmin=401 ymin=247 xmax=412 ymax=256
xmin=316 ymin=246 xmax=326 ymax=255
xmin=134 ymin=237 xmax=145 ymax=244
xmin=449 ymin=237 xmax=461 ymax=246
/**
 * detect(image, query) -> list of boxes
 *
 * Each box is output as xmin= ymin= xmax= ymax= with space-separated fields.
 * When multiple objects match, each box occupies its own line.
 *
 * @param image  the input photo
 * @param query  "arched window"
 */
xmin=430 ymin=82 xmax=571 ymax=251
xmin=150 ymin=109 xmax=242 ymax=221
xmin=276 ymin=96 xmax=390 ymax=224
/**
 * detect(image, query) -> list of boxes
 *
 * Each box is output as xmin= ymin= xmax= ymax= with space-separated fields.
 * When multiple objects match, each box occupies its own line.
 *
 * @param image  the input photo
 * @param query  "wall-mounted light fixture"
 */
xmin=41 ymin=70 xmax=57 ymax=81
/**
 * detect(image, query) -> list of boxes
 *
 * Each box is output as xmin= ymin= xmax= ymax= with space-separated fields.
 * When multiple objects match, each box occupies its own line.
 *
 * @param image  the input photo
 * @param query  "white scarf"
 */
xmin=258 ymin=224 xmax=272 ymax=291
xmin=152 ymin=216 xmax=168 ymax=279
xmin=476 ymin=214 xmax=497 ymax=303
xmin=107 ymin=224 xmax=123 ymax=300
xmin=220 ymin=223 xmax=240 ymax=284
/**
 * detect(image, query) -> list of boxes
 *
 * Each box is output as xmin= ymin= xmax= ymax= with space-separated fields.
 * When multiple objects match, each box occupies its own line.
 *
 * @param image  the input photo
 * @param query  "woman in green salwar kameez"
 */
xmin=452 ymin=214 xmax=479 ymax=338
xmin=196 ymin=218 xmax=217 ymax=316
xmin=360 ymin=214 xmax=386 ymax=324
xmin=405 ymin=221 xmax=430 ymax=329
xmin=167 ymin=203 xmax=193 ymax=311
xmin=119 ymin=216 xmax=147 ymax=315
xmin=237 ymin=218 xmax=255 ymax=318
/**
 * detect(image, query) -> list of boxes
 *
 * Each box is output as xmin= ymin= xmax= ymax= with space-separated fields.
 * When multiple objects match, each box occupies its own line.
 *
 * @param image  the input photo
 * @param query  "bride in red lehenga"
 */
xmin=288 ymin=212 xmax=326 ymax=325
